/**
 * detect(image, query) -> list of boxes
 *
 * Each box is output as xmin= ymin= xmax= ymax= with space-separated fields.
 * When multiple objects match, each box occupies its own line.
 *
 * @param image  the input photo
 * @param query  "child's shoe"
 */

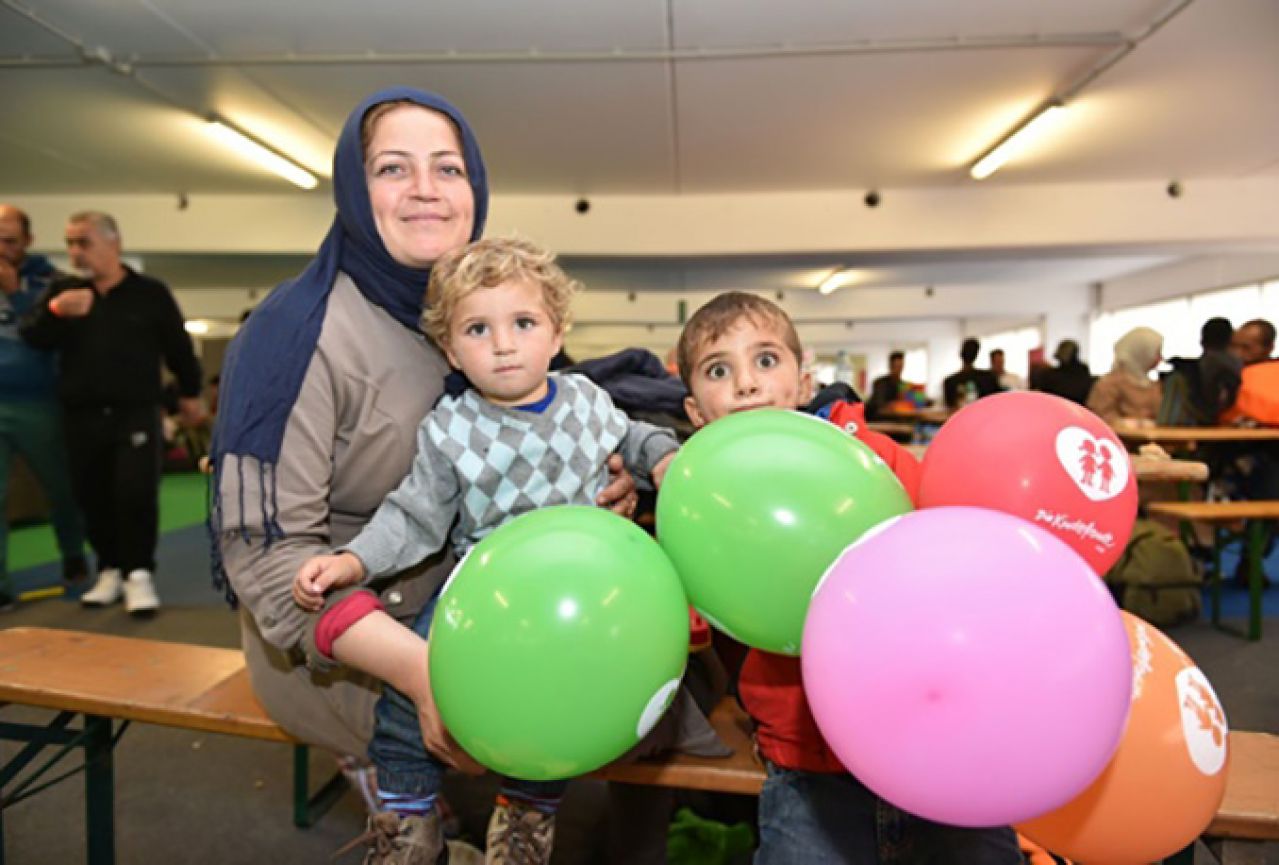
xmin=336 ymin=810 xmax=442 ymax=865
xmin=484 ymin=799 xmax=556 ymax=865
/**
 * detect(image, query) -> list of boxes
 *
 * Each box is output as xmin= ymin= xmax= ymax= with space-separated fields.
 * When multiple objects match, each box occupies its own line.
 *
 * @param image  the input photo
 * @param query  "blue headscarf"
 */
xmin=209 ymin=87 xmax=488 ymax=602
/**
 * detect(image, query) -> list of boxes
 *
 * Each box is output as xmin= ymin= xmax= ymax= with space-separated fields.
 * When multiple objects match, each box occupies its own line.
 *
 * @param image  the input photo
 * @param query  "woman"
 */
xmin=1086 ymin=326 xmax=1164 ymax=426
xmin=212 ymin=89 xmax=711 ymax=863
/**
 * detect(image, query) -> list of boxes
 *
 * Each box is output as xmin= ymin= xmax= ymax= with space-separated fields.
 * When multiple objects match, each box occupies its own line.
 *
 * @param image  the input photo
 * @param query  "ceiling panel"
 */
xmin=670 ymin=0 xmax=1167 ymax=46
xmin=0 ymin=7 xmax=75 ymax=55
xmin=674 ymin=46 xmax=1095 ymax=190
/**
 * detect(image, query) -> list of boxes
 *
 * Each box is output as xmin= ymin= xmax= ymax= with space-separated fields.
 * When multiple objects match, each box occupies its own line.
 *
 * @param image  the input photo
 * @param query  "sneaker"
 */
xmin=485 ymin=800 xmax=556 ymax=865
xmin=62 ymin=555 xmax=90 ymax=585
xmin=447 ymin=840 xmax=485 ymax=864
xmin=123 ymin=569 xmax=160 ymax=616
xmin=335 ymin=811 xmax=443 ymax=865
xmin=80 ymin=569 xmax=123 ymax=606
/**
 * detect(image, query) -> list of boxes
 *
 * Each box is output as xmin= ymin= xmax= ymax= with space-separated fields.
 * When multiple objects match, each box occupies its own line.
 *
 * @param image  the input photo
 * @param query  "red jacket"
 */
xmin=737 ymin=401 xmax=921 ymax=772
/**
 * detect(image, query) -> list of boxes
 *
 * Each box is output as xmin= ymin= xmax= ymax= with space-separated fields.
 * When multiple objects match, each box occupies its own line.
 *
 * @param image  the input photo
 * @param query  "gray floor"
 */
xmin=2 ymin=582 xmax=1276 ymax=863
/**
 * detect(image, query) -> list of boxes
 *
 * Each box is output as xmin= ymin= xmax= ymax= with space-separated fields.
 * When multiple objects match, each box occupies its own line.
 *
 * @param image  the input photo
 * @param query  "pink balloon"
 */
xmin=802 ymin=507 xmax=1132 ymax=827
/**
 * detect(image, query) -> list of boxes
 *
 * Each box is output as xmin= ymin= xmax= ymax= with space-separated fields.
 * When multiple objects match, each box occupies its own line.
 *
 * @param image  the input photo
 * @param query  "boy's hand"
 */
xmin=652 ymin=451 xmax=677 ymax=488
xmin=292 ymin=552 xmax=365 ymax=612
xmin=598 ymin=453 xmax=639 ymax=518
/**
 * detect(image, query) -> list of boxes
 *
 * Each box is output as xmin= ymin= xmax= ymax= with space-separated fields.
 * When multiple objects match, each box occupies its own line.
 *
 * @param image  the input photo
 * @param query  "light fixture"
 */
xmin=818 ymin=268 xmax=863 ymax=295
xmin=969 ymin=103 xmax=1066 ymax=181
xmin=184 ymin=320 xmax=210 ymax=335
xmin=204 ymin=115 xmax=318 ymax=190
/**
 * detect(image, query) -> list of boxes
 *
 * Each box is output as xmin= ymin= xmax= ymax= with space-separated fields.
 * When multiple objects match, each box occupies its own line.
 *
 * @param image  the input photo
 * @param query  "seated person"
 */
xmin=294 ymin=237 xmax=679 ymax=865
xmin=1087 ymin=327 xmax=1163 ymax=427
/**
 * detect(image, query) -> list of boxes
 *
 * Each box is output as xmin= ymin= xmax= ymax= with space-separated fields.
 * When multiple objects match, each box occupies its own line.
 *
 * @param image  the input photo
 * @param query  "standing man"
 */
xmin=989 ymin=348 xmax=1025 ymax=391
xmin=942 ymin=338 xmax=1000 ymax=410
xmin=0 ymin=205 xmax=87 ymax=610
xmin=20 ymin=211 xmax=202 ymax=614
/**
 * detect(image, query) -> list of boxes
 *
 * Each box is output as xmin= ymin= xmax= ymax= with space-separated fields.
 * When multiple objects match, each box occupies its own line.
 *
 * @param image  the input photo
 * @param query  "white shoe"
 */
xmin=123 ymin=569 xmax=160 ymax=615
xmin=80 ymin=569 xmax=123 ymax=606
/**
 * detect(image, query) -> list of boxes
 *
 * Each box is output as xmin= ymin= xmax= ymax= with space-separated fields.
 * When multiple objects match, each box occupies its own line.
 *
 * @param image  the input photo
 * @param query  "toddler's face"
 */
xmin=684 ymin=319 xmax=811 ymax=427
xmin=443 ymin=277 xmax=563 ymax=406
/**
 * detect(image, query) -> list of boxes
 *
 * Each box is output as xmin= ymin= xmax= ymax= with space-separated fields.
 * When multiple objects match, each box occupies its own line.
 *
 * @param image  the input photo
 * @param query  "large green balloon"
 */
xmin=657 ymin=409 xmax=912 ymax=655
xmin=429 ymin=506 xmax=689 ymax=780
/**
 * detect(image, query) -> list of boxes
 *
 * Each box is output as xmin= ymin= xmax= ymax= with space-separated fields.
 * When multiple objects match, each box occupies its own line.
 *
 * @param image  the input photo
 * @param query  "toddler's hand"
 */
xmin=292 ymin=552 xmax=365 ymax=612
xmin=652 ymin=451 xmax=677 ymax=489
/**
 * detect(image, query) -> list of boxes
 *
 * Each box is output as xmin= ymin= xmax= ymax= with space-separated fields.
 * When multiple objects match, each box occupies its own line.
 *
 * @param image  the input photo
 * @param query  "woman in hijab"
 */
xmin=1086 ymin=326 xmax=1164 ymax=426
xmin=210 ymin=89 xmax=659 ymax=862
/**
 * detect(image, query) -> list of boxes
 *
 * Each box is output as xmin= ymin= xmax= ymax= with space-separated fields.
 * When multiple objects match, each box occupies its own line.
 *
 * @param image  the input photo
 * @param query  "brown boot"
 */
xmin=333 ymin=810 xmax=443 ymax=865
xmin=484 ymin=799 xmax=556 ymax=865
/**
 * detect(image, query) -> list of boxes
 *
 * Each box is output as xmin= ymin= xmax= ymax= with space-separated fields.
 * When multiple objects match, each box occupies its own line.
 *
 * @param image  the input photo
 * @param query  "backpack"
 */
xmin=1103 ymin=518 xmax=1202 ymax=627
xmin=1157 ymin=358 xmax=1211 ymax=426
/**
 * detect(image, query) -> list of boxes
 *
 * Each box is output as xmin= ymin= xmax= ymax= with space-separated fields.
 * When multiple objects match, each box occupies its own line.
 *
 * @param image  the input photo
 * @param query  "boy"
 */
xmin=677 ymin=292 xmax=1023 ymax=864
xmin=295 ymin=236 xmax=679 ymax=865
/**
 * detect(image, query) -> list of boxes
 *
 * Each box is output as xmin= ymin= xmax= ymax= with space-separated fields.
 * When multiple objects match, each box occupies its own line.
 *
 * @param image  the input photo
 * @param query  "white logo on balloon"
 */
xmin=636 ymin=678 xmax=681 ymax=739
xmin=1055 ymin=427 xmax=1129 ymax=502
xmin=1175 ymin=667 xmax=1228 ymax=776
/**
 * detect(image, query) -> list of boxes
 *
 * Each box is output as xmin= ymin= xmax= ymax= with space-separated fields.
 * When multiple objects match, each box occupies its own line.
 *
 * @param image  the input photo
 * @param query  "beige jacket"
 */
xmin=217 ymin=274 xmax=454 ymax=753
xmin=1086 ymin=370 xmax=1163 ymax=426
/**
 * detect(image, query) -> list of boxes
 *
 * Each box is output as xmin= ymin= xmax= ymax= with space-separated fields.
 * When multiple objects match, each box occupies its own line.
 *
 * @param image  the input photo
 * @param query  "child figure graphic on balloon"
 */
xmin=292 ymin=236 xmax=680 ymax=865
xmin=675 ymin=291 xmax=1026 ymax=865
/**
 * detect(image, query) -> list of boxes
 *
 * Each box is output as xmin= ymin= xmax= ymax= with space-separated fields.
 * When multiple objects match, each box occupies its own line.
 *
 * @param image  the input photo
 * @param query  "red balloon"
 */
xmin=919 ymin=391 xmax=1137 ymax=573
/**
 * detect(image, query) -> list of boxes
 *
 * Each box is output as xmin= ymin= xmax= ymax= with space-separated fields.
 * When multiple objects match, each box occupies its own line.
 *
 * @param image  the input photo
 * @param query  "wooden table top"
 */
xmin=1147 ymin=500 xmax=1279 ymax=521
xmin=1117 ymin=426 xmax=1279 ymax=445
xmin=1212 ymin=730 xmax=1279 ymax=840
xmin=0 ymin=627 xmax=293 ymax=742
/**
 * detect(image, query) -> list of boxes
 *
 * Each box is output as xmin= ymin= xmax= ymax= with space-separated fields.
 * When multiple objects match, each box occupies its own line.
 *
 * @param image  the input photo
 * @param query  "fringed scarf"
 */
xmin=208 ymin=87 xmax=489 ymax=604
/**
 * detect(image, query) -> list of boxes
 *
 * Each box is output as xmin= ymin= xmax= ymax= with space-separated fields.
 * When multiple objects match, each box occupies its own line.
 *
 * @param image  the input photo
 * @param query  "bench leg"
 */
xmin=1245 ymin=521 xmax=1264 ymax=641
xmin=1211 ymin=526 xmax=1225 ymax=628
xmin=83 ymin=715 xmax=114 ymax=865
xmin=292 ymin=745 xmax=348 ymax=829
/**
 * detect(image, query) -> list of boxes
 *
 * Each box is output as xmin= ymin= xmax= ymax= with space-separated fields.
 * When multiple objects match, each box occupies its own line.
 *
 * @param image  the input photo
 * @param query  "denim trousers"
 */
xmin=755 ymin=762 xmax=1023 ymax=865
xmin=369 ymin=589 xmax=568 ymax=801
xmin=0 ymin=400 xmax=85 ymax=589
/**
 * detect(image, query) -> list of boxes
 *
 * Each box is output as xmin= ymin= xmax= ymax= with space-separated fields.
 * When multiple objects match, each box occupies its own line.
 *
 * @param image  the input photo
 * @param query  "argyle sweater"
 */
xmin=345 ymin=373 xmax=679 ymax=579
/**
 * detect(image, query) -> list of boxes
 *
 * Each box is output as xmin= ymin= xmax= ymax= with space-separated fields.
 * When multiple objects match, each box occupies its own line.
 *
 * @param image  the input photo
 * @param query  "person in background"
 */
xmin=0 ymin=204 xmax=87 ymax=611
xmin=1034 ymin=339 xmax=1094 ymax=405
xmin=942 ymin=337 xmax=999 ymax=410
xmin=865 ymin=350 xmax=929 ymax=420
xmin=1229 ymin=318 xmax=1275 ymax=368
xmin=989 ymin=348 xmax=1025 ymax=391
xmin=1086 ymin=326 xmax=1163 ymax=427
xmin=20 ymin=211 xmax=203 ymax=615
xmin=677 ymin=291 xmax=1021 ymax=865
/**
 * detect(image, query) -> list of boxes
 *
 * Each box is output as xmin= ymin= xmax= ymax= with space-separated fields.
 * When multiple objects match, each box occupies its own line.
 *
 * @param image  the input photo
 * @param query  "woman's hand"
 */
xmin=597 ymin=453 xmax=639 ymax=518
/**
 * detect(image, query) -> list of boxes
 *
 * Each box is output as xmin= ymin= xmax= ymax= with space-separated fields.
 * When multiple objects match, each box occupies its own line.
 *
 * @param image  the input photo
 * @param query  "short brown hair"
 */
xmin=677 ymin=291 xmax=802 ymax=386
xmin=423 ymin=236 xmax=579 ymax=346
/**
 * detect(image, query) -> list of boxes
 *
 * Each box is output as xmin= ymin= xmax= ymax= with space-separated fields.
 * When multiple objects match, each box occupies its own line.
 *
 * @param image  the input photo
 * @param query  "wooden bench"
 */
xmin=1147 ymin=500 xmax=1279 ymax=640
xmin=3 ymin=628 xmax=1277 ymax=864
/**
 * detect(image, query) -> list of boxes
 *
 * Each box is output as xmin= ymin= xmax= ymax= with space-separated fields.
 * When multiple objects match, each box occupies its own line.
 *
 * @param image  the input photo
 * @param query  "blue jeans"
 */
xmin=369 ymin=590 xmax=568 ymax=801
xmin=755 ymin=762 xmax=1023 ymax=865
xmin=0 ymin=400 xmax=85 ymax=591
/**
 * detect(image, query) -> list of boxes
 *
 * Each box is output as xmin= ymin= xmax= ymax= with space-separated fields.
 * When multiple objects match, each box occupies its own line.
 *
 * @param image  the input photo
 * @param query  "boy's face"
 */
xmin=442 ymin=277 xmax=563 ymax=406
xmin=684 ymin=317 xmax=811 ymax=428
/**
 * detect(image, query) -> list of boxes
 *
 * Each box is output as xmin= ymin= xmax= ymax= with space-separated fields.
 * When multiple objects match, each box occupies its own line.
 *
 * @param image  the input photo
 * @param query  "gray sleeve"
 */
xmin=343 ymin=418 xmax=460 ymax=579
xmin=616 ymin=416 xmax=680 ymax=483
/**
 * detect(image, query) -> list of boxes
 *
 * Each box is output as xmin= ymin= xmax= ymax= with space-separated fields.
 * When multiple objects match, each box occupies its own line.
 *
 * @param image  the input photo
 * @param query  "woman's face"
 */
xmin=365 ymin=105 xmax=475 ymax=268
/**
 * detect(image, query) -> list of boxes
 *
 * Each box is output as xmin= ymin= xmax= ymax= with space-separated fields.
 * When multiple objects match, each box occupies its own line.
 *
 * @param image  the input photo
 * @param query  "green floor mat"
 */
xmin=7 ymin=472 xmax=208 ymax=571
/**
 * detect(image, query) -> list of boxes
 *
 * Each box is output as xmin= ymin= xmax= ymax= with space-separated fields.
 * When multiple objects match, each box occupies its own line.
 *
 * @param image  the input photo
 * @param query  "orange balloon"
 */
xmin=1017 ymin=612 xmax=1229 ymax=864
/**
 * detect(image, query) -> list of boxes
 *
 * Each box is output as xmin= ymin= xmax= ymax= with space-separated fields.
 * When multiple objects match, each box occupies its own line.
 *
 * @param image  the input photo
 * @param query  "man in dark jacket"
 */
xmin=21 ymin=211 xmax=203 ymax=615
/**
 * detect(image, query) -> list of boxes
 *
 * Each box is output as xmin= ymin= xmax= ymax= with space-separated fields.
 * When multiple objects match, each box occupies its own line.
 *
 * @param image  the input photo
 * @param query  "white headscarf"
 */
xmin=1111 ymin=326 xmax=1163 ymax=387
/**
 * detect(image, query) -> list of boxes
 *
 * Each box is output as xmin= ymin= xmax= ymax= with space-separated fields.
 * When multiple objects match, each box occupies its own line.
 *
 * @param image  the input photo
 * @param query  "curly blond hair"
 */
xmin=422 ymin=236 xmax=579 ymax=346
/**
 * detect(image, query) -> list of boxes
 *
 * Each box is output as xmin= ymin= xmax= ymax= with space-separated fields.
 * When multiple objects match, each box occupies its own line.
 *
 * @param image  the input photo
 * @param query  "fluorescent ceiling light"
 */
xmin=969 ymin=103 xmax=1066 ymax=181
xmin=205 ymin=116 xmax=318 ymax=190
xmin=185 ymin=320 xmax=210 ymax=335
xmin=818 ymin=268 xmax=864 ymax=295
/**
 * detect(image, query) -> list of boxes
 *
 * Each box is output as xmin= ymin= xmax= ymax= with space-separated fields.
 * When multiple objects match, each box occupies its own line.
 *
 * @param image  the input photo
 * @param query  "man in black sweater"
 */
xmin=20 ymin=211 xmax=203 ymax=615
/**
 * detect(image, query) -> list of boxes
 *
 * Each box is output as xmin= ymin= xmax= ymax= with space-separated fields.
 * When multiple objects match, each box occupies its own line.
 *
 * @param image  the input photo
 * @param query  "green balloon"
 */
xmin=657 ymin=409 xmax=912 ymax=655
xmin=429 ymin=506 xmax=689 ymax=781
